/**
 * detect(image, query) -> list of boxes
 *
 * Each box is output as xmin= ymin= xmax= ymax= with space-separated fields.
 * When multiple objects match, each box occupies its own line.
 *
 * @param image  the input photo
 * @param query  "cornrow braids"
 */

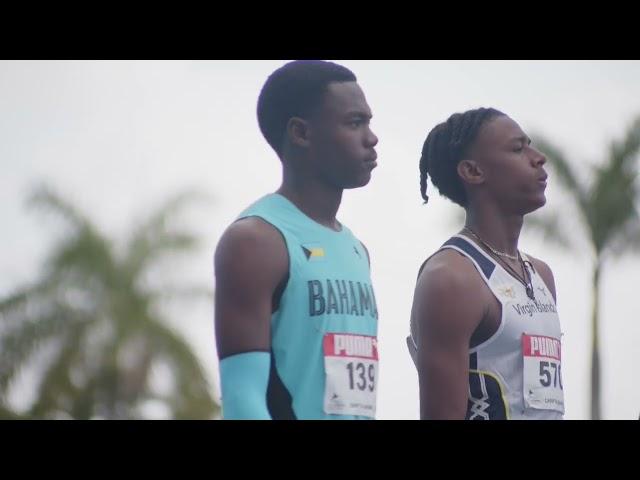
xmin=419 ymin=107 xmax=504 ymax=207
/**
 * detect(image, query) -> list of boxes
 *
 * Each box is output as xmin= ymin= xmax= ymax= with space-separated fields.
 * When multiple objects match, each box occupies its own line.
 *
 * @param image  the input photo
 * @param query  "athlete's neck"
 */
xmin=277 ymin=176 xmax=343 ymax=231
xmin=463 ymin=204 xmax=523 ymax=257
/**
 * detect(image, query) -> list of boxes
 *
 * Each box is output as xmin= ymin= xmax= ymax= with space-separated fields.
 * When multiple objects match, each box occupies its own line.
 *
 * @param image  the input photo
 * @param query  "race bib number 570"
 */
xmin=522 ymin=334 xmax=565 ymax=413
xmin=323 ymin=333 xmax=378 ymax=417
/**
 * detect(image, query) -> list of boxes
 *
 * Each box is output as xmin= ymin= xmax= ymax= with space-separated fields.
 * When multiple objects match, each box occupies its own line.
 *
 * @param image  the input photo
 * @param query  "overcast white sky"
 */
xmin=1 ymin=60 xmax=639 ymax=419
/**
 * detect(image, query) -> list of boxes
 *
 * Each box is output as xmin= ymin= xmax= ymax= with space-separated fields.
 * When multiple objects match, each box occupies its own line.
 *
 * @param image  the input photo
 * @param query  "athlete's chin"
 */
xmin=523 ymin=195 xmax=547 ymax=215
xmin=343 ymin=172 xmax=372 ymax=189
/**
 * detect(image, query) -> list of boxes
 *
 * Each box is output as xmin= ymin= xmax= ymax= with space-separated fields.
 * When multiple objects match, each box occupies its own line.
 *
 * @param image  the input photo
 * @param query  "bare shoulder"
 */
xmin=418 ymin=248 xmax=486 ymax=293
xmin=412 ymin=249 xmax=488 ymax=338
xmin=215 ymin=216 xmax=288 ymax=276
xmin=214 ymin=216 xmax=289 ymax=313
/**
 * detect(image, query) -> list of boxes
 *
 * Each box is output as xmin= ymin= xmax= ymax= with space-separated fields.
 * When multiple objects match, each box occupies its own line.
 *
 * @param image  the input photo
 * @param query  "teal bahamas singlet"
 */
xmin=237 ymin=193 xmax=379 ymax=419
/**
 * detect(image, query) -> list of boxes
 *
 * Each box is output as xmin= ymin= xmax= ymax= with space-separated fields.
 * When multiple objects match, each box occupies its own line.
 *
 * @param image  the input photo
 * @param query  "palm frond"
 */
xmin=144 ymin=317 xmax=218 ymax=419
xmin=28 ymin=185 xmax=91 ymax=232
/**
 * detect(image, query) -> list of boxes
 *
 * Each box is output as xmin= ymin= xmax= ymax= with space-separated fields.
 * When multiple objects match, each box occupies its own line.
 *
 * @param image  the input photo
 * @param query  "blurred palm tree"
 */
xmin=0 ymin=186 xmax=219 ymax=419
xmin=528 ymin=115 xmax=640 ymax=419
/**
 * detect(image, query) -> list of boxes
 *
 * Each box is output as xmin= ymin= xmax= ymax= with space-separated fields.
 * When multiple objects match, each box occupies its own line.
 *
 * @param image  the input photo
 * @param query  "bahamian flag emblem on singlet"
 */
xmin=302 ymin=244 xmax=325 ymax=260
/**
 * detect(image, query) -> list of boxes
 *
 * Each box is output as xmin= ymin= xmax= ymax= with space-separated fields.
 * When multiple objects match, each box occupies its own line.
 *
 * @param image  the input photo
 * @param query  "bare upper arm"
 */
xmin=526 ymin=254 xmax=557 ymax=303
xmin=411 ymin=250 xmax=488 ymax=419
xmin=214 ymin=217 xmax=289 ymax=359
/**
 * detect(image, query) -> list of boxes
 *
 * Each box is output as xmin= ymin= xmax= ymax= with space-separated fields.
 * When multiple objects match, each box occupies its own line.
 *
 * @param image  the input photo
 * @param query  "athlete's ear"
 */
xmin=286 ymin=117 xmax=311 ymax=148
xmin=457 ymin=159 xmax=485 ymax=186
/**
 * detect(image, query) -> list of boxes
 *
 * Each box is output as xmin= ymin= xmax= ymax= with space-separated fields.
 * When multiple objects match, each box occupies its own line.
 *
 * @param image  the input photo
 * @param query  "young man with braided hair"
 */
xmin=408 ymin=107 xmax=564 ymax=420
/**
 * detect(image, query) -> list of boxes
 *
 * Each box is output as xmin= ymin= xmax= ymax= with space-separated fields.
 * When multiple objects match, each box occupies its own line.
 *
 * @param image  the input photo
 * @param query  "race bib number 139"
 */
xmin=323 ymin=333 xmax=378 ymax=418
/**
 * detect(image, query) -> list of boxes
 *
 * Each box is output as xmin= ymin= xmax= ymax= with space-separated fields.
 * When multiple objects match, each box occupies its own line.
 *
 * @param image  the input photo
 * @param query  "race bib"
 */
xmin=522 ymin=334 xmax=565 ymax=413
xmin=323 ymin=333 xmax=378 ymax=417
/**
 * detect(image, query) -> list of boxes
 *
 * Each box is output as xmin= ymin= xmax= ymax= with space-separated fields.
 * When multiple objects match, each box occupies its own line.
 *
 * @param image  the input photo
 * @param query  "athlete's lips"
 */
xmin=364 ymin=152 xmax=378 ymax=163
xmin=537 ymin=172 xmax=548 ymax=186
xmin=364 ymin=152 xmax=378 ymax=170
